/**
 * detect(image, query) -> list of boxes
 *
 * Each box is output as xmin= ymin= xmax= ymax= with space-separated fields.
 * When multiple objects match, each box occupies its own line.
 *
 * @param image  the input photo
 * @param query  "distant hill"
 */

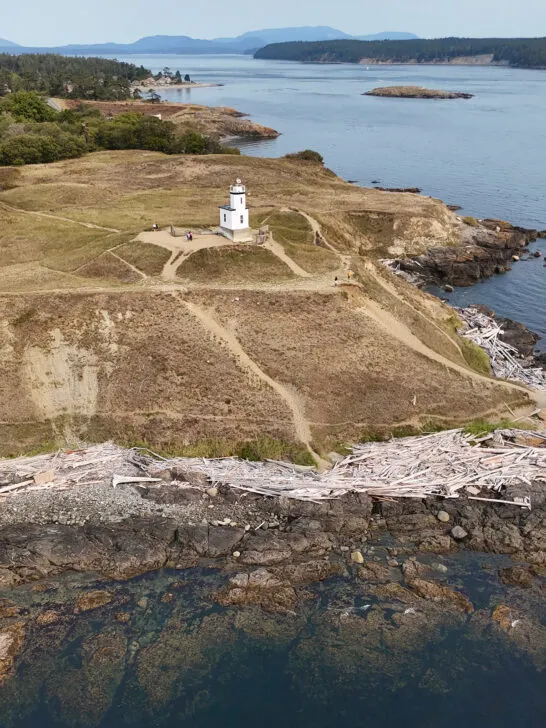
xmin=0 ymin=28 xmax=419 ymax=56
xmin=254 ymin=36 xmax=546 ymax=69
xmin=0 ymin=38 xmax=19 ymax=48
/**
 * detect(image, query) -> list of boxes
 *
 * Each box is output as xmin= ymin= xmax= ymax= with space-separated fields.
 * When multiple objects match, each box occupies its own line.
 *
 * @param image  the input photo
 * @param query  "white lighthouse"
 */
xmin=219 ymin=178 xmax=252 ymax=242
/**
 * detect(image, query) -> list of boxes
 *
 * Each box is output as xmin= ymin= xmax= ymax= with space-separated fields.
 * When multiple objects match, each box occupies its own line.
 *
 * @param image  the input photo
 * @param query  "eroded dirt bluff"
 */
xmin=0 ymin=152 xmax=533 ymax=454
xmin=0 ymin=289 xmax=528 ymax=455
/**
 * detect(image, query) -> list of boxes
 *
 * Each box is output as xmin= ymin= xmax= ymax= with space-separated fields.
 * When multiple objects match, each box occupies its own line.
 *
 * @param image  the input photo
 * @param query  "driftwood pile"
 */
xmin=0 ymin=429 xmax=544 ymax=509
xmin=456 ymin=306 xmax=546 ymax=391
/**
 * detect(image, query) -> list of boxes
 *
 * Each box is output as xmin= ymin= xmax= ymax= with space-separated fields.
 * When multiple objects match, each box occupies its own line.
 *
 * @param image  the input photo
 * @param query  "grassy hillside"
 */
xmin=255 ymin=37 xmax=546 ymax=68
xmin=0 ymin=150 xmax=531 ymax=457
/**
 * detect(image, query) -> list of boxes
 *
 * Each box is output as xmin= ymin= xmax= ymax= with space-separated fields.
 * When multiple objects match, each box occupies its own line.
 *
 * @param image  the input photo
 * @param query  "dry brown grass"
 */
xmin=188 ymin=289 xmax=527 ymax=448
xmin=0 ymin=150 xmax=528 ymax=456
xmin=177 ymin=246 xmax=296 ymax=283
xmin=1 ymin=151 xmax=457 ymax=246
xmin=115 ymin=241 xmax=171 ymax=277
xmin=78 ymin=252 xmax=142 ymax=283
xmin=256 ymin=210 xmax=338 ymax=274
xmin=0 ymin=206 xmax=107 ymax=268
xmin=0 ymin=292 xmax=296 ymax=455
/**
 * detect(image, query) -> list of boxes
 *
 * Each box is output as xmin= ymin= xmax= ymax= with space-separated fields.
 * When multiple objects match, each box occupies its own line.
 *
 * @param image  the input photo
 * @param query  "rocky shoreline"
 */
xmin=391 ymin=217 xmax=544 ymax=288
xmin=1 ymin=475 xmax=545 ymax=686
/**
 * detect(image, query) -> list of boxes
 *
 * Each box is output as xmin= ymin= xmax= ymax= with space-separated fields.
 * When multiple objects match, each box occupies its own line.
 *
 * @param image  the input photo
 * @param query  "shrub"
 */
xmin=284 ymin=149 xmax=324 ymax=164
xmin=462 ymin=216 xmax=479 ymax=227
xmin=1 ymin=91 xmax=56 ymax=122
xmin=0 ymin=131 xmax=86 ymax=165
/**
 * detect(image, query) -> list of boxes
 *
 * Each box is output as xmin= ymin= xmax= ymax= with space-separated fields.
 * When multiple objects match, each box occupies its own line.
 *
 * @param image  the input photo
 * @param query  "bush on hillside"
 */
xmin=284 ymin=149 xmax=324 ymax=164
xmin=1 ymin=91 xmax=56 ymax=122
xmin=0 ymin=131 xmax=86 ymax=165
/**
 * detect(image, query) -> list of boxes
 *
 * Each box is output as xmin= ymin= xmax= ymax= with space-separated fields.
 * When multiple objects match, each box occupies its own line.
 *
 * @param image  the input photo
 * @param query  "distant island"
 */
xmin=254 ymin=37 xmax=546 ymax=70
xmin=0 ymin=28 xmax=418 ymax=57
xmin=365 ymin=86 xmax=474 ymax=99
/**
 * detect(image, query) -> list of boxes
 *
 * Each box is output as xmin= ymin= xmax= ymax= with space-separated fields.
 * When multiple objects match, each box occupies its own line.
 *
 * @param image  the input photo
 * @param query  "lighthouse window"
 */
xmin=223 ymin=214 xmax=227 ymax=222
xmin=240 ymin=215 xmax=244 ymax=224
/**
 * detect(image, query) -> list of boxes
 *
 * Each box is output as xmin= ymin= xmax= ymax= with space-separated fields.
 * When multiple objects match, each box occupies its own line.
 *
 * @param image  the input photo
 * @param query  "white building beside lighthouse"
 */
xmin=219 ymin=179 xmax=252 ymax=242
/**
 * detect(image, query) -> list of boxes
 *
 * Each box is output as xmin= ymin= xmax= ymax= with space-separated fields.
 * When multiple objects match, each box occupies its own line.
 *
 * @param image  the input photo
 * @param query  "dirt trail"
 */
xmin=357 ymin=298 xmax=543 ymax=405
xmin=184 ymin=300 xmax=326 ymax=467
xmin=109 ymin=251 xmax=147 ymax=280
xmin=0 ymin=201 xmax=120 ymax=233
xmin=263 ymin=239 xmax=311 ymax=278
xmin=364 ymin=259 xmax=466 ymax=360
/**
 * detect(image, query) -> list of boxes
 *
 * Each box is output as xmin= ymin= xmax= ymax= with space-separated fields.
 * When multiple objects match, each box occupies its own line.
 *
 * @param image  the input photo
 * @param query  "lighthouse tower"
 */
xmin=219 ymin=178 xmax=252 ymax=242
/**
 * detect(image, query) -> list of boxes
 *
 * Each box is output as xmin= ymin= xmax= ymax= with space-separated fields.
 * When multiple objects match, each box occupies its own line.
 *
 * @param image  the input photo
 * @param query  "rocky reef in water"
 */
xmin=364 ymin=86 xmax=474 ymax=99
xmin=1 ymin=463 xmax=546 ymax=690
xmin=0 ymin=518 xmax=545 ymax=723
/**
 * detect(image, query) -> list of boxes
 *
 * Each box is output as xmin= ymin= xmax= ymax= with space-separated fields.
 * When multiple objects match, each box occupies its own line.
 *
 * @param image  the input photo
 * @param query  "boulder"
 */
xmin=0 ymin=622 xmax=25 ymax=685
xmin=408 ymin=578 xmax=474 ymax=613
xmin=0 ymin=599 xmax=20 ymax=619
xmin=74 ymin=590 xmax=113 ymax=614
xmin=498 ymin=566 xmax=534 ymax=588
xmin=36 ymin=610 xmax=63 ymax=626
xmin=206 ymin=527 xmax=245 ymax=557
xmin=451 ymin=526 xmax=468 ymax=540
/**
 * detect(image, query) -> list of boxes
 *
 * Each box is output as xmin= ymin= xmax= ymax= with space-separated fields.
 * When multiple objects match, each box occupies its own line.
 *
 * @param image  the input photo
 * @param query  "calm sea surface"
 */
xmin=121 ymin=55 xmax=546 ymax=346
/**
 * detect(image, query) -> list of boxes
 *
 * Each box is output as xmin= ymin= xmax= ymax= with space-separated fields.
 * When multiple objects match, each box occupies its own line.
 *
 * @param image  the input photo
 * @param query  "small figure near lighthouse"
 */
xmin=219 ymin=178 xmax=253 ymax=242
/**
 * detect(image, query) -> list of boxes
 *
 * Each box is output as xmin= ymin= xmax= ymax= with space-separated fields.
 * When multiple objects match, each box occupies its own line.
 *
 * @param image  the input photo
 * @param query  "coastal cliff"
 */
xmin=0 ymin=150 xmax=532 ymax=457
xmin=392 ymin=218 xmax=543 ymax=287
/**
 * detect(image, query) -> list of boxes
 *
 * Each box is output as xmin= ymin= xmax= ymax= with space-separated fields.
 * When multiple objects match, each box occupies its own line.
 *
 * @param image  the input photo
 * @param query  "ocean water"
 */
xmin=117 ymin=54 xmax=546 ymax=341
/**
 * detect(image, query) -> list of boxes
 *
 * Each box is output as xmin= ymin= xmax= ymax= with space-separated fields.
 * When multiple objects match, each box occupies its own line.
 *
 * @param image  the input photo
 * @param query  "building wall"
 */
xmin=220 ymin=207 xmax=249 ymax=231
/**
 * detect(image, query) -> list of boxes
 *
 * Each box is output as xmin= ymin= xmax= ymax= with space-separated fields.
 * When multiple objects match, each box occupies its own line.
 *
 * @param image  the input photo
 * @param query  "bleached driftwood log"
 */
xmin=0 ymin=429 xmax=543 ymax=508
xmin=456 ymin=306 xmax=546 ymax=391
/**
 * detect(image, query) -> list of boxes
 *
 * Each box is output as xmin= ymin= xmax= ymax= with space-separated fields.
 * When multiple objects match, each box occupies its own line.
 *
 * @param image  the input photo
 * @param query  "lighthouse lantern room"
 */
xmin=219 ymin=178 xmax=252 ymax=242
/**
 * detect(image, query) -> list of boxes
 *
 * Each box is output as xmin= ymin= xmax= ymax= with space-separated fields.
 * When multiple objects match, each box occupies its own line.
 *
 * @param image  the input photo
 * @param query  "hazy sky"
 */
xmin=2 ymin=0 xmax=545 ymax=45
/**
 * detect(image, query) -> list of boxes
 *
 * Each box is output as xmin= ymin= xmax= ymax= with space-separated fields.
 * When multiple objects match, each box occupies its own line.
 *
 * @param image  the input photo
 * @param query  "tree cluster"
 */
xmin=0 ymin=53 xmax=150 ymax=100
xmin=255 ymin=37 xmax=546 ymax=69
xmin=0 ymin=91 xmax=239 ymax=166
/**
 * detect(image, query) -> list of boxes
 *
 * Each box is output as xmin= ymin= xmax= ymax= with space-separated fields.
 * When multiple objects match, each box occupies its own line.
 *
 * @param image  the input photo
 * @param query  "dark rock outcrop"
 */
xmin=396 ymin=219 xmax=538 ymax=287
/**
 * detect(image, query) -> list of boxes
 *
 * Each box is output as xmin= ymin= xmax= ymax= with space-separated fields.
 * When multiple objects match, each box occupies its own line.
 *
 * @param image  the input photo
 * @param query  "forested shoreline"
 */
xmin=255 ymin=37 xmax=546 ymax=68
xmin=0 ymin=54 xmax=150 ymax=100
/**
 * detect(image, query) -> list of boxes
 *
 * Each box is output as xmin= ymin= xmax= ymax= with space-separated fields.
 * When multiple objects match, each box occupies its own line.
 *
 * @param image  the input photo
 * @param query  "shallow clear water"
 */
xmin=1 ymin=567 xmax=544 ymax=728
xmin=118 ymin=54 xmax=546 ymax=340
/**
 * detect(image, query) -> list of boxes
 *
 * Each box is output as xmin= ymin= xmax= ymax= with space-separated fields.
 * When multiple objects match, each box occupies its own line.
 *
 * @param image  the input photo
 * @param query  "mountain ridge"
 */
xmin=0 ymin=27 xmax=418 ymax=55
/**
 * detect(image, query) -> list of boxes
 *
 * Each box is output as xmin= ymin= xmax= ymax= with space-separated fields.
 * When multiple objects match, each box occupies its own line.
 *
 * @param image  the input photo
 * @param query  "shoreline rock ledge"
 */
xmin=364 ymin=86 xmax=474 ymax=99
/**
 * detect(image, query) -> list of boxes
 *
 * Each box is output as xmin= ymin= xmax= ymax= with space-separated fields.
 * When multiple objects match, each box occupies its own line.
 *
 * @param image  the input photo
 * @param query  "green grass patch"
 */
xmin=463 ymin=419 xmax=535 ymax=437
xmin=459 ymin=338 xmax=491 ymax=375
xmin=462 ymin=216 xmax=479 ymax=227
xmin=282 ymin=240 xmax=338 ymax=274
xmin=117 ymin=436 xmax=315 ymax=466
